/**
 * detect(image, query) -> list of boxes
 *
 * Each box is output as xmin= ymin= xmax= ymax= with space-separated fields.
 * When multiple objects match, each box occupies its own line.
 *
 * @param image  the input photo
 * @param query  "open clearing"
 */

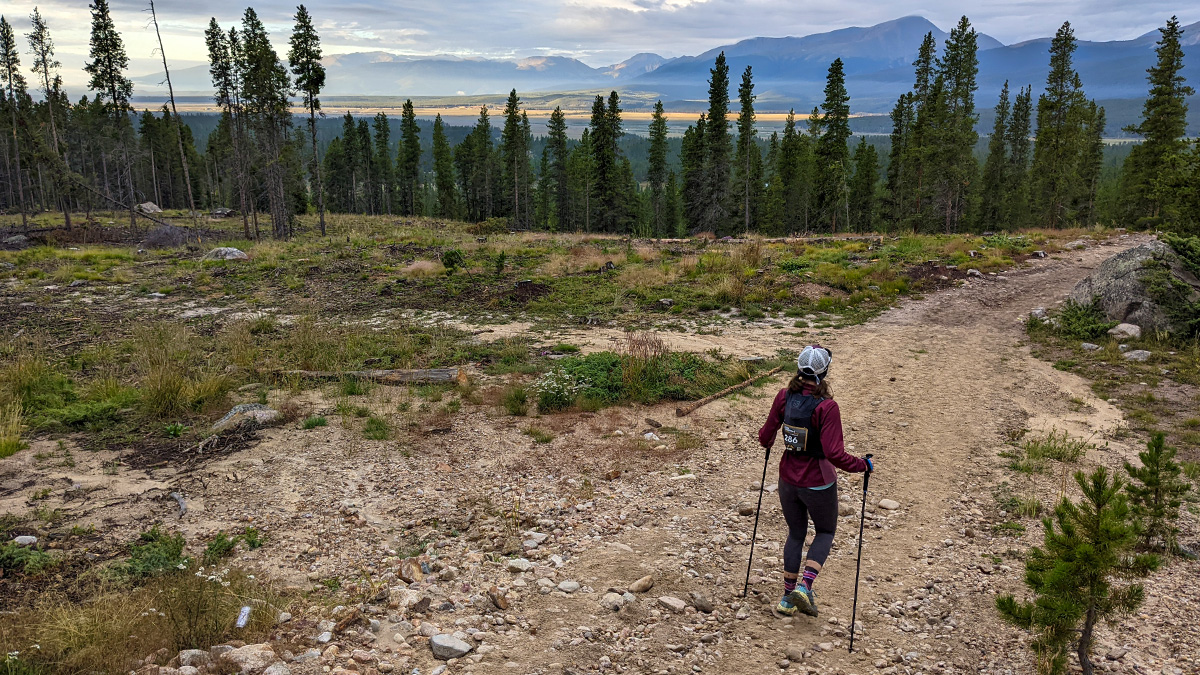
xmin=1 ymin=224 xmax=1196 ymax=675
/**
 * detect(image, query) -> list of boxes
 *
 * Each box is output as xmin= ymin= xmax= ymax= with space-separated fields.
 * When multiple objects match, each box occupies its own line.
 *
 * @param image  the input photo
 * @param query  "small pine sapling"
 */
xmin=996 ymin=467 xmax=1159 ymax=675
xmin=1125 ymin=432 xmax=1191 ymax=553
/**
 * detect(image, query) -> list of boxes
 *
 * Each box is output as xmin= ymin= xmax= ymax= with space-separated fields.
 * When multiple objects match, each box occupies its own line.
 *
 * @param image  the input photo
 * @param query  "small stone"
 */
xmin=11 ymin=535 xmax=37 ymax=546
xmin=315 ymin=632 xmax=332 ymax=644
xmin=488 ymin=585 xmax=509 ymax=610
xmin=1124 ymin=350 xmax=1152 ymax=362
xmin=1106 ymin=647 xmax=1128 ymax=661
xmin=644 ymin=432 xmax=661 ymax=442
xmin=429 ymin=634 xmax=472 ymax=660
xmin=629 ymin=575 xmax=654 ymax=593
xmin=277 ymin=612 xmax=292 ymax=624
xmin=1081 ymin=342 xmax=1100 ymax=351
xmin=202 ymin=247 xmax=249 ymax=261
xmin=507 ymin=558 xmax=533 ymax=573
xmin=688 ymin=592 xmax=714 ymax=613
xmin=838 ymin=503 xmax=855 ymax=516
xmin=557 ymin=580 xmax=581 ymax=593
xmin=600 ymin=593 xmax=625 ymax=611
xmin=1108 ymin=323 xmax=1141 ymax=340
xmin=670 ymin=473 xmax=698 ymax=481
xmin=178 ymin=650 xmax=210 ymax=667
xmin=738 ymin=504 xmax=755 ymax=516
xmin=878 ymin=499 xmax=901 ymax=510
xmin=658 ymin=596 xmax=687 ymax=613
xmin=263 ymin=664 xmax=290 ymax=675
xmin=1029 ymin=308 xmax=1047 ymax=319
xmin=785 ymin=645 xmax=805 ymax=662
xmin=220 ymin=643 xmax=277 ymax=673
xmin=967 ymin=269 xmax=983 ymax=278
xmin=351 ymin=650 xmax=375 ymax=664
xmin=817 ymin=642 xmax=834 ymax=652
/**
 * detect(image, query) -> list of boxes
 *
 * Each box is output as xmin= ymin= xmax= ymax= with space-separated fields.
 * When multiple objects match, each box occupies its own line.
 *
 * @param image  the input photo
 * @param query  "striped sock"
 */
xmin=802 ymin=566 xmax=819 ymax=591
xmin=783 ymin=577 xmax=797 ymax=596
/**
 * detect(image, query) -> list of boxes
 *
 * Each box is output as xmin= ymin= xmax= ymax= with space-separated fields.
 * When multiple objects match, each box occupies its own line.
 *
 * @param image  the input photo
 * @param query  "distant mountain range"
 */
xmin=136 ymin=15 xmax=1200 ymax=116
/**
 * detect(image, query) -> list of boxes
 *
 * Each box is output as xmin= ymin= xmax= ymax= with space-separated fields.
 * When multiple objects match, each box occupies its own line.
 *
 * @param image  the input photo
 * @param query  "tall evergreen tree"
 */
xmin=884 ymin=93 xmax=915 ymax=226
xmin=979 ymin=81 xmax=1012 ymax=231
xmin=848 ymin=138 xmax=879 ymax=232
xmin=84 ymin=0 xmax=135 ymax=226
xmin=1005 ymin=85 xmax=1034 ymax=228
xmin=587 ymin=91 xmax=627 ymax=232
xmin=665 ymin=171 xmax=682 ymax=237
xmin=1121 ymin=17 xmax=1194 ymax=223
xmin=566 ymin=128 xmax=593 ymax=231
xmin=647 ymin=100 xmax=669 ymax=237
xmin=239 ymin=7 xmax=294 ymax=237
xmin=0 ymin=16 xmax=28 ymax=227
xmin=397 ymin=99 xmax=421 ymax=216
xmin=546 ymin=106 xmax=569 ymax=230
xmin=373 ymin=112 xmax=393 ymax=215
xmin=1031 ymin=22 xmax=1090 ymax=227
xmin=500 ymin=89 xmax=529 ymax=228
xmin=732 ymin=65 xmax=762 ymax=233
xmin=701 ymin=52 xmax=732 ymax=233
xmin=288 ymin=3 xmax=327 ymax=234
xmin=931 ymin=16 xmax=979 ymax=232
xmin=814 ymin=59 xmax=851 ymax=232
xmin=1078 ymin=102 xmax=1105 ymax=223
xmin=148 ymin=0 xmax=196 ymax=223
xmin=26 ymin=7 xmax=73 ymax=228
xmin=431 ymin=113 xmax=456 ymax=218
xmin=680 ymin=114 xmax=707 ymax=232
xmin=205 ymin=19 xmax=250 ymax=236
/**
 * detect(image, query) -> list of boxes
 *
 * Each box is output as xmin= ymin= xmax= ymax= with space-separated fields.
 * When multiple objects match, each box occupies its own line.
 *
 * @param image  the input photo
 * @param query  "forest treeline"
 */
xmin=0 ymin=5 xmax=1197 ymax=237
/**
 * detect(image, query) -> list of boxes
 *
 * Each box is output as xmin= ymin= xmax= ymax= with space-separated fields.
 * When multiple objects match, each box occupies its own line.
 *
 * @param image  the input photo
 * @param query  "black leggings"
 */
xmin=778 ymin=480 xmax=838 ymax=573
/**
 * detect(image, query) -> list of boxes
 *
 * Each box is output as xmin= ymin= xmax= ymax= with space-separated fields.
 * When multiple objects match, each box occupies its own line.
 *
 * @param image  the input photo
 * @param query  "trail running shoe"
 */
xmin=772 ymin=596 xmax=799 ymax=618
xmin=786 ymin=586 xmax=819 ymax=617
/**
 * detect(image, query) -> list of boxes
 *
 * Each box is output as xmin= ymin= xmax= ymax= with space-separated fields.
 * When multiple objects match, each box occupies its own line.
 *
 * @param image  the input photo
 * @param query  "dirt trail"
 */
xmin=498 ymin=233 xmax=1174 ymax=674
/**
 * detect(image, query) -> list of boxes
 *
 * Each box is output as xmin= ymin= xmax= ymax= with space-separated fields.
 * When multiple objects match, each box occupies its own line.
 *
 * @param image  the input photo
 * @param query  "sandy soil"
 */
xmin=4 ymin=232 xmax=1196 ymax=675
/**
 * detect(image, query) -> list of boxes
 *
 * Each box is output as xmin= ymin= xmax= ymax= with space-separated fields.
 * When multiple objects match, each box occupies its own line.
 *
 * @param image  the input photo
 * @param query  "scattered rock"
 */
xmin=11 ymin=535 xmax=37 ymax=546
xmin=658 ymin=596 xmax=687 ymax=613
xmin=1106 ymin=647 xmax=1128 ymax=661
xmin=1081 ymin=342 xmax=1101 ymax=351
xmin=645 ymin=417 xmax=662 ymax=428
xmin=263 ymin=664 xmax=291 ymax=675
xmin=211 ymin=403 xmax=280 ymax=433
xmin=629 ymin=575 xmax=654 ymax=593
xmin=967 ymin=269 xmax=983 ymax=278
xmin=202 ymin=246 xmax=250 ymax=261
xmin=688 ymin=591 xmax=714 ymax=613
xmin=658 ymin=298 xmax=674 ymax=308
xmin=785 ymin=645 xmax=805 ymax=661
xmin=488 ymin=585 xmax=509 ymax=610
xmin=220 ymin=643 xmax=277 ymax=674
xmin=1108 ymin=323 xmax=1142 ymax=340
xmin=600 ymin=593 xmax=625 ymax=611
xmin=738 ymin=504 xmax=755 ymax=516
xmin=429 ymin=634 xmax=472 ymax=660
xmin=878 ymin=499 xmax=901 ymax=510
xmin=557 ymin=580 xmax=581 ymax=593
xmin=177 ymin=650 xmax=210 ymax=667
xmin=838 ymin=503 xmax=855 ymax=516
xmin=644 ymin=432 xmax=661 ymax=442
xmin=1124 ymin=350 xmax=1152 ymax=362
xmin=669 ymin=473 xmax=697 ymax=482
xmin=137 ymin=201 xmax=163 ymax=214
xmin=507 ymin=557 xmax=534 ymax=573
xmin=1029 ymin=307 xmax=1047 ymax=319
xmin=1070 ymin=240 xmax=1199 ymax=333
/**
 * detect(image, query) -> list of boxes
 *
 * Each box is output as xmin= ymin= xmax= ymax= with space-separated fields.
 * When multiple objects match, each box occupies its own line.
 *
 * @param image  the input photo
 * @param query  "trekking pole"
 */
xmin=848 ymin=454 xmax=873 ymax=653
xmin=742 ymin=447 xmax=771 ymax=598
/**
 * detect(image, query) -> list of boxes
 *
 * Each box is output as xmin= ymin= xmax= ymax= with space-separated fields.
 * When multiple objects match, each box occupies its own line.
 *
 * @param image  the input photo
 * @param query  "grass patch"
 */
xmin=523 ymin=426 xmax=555 ymax=444
xmin=302 ymin=415 xmax=328 ymax=429
xmin=0 ymin=541 xmax=56 ymax=576
xmin=363 ymin=416 xmax=390 ymax=440
xmin=993 ymin=521 xmax=1027 ymax=536
xmin=1023 ymin=429 xmax=1092 ymax=463
xmin=0 ymin=401 xmax=26 ymax=458
xmin=120 ymin=526 xmax=189 ymax=580
xmin=501 ymin=385 xmax=529 ymax=416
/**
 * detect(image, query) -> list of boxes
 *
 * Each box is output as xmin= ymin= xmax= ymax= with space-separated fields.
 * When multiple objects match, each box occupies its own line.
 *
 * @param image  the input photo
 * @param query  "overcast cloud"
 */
xmin=2 ymin=0 xmax=1194 ymax=91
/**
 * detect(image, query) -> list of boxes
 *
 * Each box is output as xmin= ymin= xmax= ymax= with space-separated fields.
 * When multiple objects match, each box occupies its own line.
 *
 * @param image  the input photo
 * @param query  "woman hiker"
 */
xmin=757 ymin=345 xmax=873 ymax=618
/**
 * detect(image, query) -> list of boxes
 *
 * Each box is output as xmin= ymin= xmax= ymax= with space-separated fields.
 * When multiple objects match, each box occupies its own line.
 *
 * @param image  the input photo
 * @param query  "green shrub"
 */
xmin=1023 ymin=429 xmax=1093 ymax=463
xmin=1055 ymin=297 xmax=1116 ymax=340
xmin=363 ymin=416 xmax=390 ymax=440
xmin=302 ymin=415 xmax=328 ymax=429
xmin=164 ymin=422 xmax=187 ymax=438
xmin=501 ymin=385 xmax=529 ymax=416
xmin=123 ymin=526 xmax=188 ymax=579
xmin=0 ymin=541 xmax=55 ymax=576
xmin=1141 ymin=234 xmax=1200 ymax=338
xmin=523 ymin=426 xmax=554 ymax=443
xmin=203 ymin=532 xmax=239 ymax=564
xmin=1124 ymin=433 xmax=1191 ymax=552
xmin=340 ymin=377 xmax=371 ymax=396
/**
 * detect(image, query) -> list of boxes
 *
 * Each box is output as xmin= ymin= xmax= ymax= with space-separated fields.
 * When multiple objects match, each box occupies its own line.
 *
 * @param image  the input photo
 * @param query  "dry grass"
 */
xmin=400 ymin=260 xmax=445 ymax=277
xmin=0 ymin=401 xmax=25 ymax=458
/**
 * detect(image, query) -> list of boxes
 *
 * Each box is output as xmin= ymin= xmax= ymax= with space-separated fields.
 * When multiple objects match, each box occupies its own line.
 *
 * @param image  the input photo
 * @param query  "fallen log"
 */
xmin=273 ymin=367 xmax=467 ymax=386
xmin=675 ymin=366 xmax=785 ymax=417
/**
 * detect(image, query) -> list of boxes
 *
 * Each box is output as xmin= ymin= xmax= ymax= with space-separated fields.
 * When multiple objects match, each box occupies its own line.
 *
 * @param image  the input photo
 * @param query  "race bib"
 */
xmin=782 ymin=423 xmax=808 ymax=454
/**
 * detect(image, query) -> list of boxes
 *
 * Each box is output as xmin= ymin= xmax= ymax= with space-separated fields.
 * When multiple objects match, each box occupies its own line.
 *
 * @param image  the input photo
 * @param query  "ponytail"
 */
xmin=787 ymin=371 xmax=833 ymax=399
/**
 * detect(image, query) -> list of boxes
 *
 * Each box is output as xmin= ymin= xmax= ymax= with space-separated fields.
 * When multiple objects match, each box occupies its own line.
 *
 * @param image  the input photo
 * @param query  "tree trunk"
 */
xmin=7 ymin=92 xmax=28 ymax=228
xmin=1078 ymin=606 xmax=1096 ymax=675
xmin=309 ymin=108 xmax=325 ymax=235
xmin=150 ymin=0 xmax=197 ymax=224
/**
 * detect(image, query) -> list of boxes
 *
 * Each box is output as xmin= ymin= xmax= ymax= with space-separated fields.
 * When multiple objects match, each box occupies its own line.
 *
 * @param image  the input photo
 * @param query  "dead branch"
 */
xmin=675 ymin=366 xmax=784 ymax=417
xmin=272 ymin=368 xmax=467 ymax=386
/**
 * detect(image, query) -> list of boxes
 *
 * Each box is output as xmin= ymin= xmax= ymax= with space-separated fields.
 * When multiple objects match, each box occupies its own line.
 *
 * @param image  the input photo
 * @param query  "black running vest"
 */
xmin=782 ymin=392 xmax=825 ymax=459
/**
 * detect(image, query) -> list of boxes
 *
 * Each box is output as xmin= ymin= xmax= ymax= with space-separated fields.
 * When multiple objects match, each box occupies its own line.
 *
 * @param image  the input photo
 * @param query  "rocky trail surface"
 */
xmin=5 ymin=233 xmax=1197 ymax=675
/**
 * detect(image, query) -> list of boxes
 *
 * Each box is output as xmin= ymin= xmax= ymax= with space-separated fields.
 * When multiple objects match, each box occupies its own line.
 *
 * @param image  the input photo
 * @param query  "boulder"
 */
xmin=11 ymin=535 xmax=37 ymax=546
xmin=878 ymin=499 xmax=901 ymax=510
xmin=430 ymin=634 xmax=472 ymax=660
xmin=220 ymin=643 xmax=278 ymax=673
xmin=177 ymin=650 xmax=210 ymax=667
xmin=1081 ymin=343 xmax=1101 ymax=351
xmin=1124 ymin=350 xmax=1152 ymax=362
xmin=212 ymin=403 xmax=280 ymax=433
xmin=137 ymin=202 xmax=163 ymax=213
xmin=1069 ymin=240 xmax=1200 ymax=333
xmin=1108 ymin=323 xmax=1141 ymax=340
xmin=203 ymin=247 xmax=250 ymax=261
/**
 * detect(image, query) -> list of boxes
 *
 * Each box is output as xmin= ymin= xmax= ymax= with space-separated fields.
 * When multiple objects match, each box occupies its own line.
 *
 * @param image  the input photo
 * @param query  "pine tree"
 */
xmin=1121 ymin=17 xmax=1194 ymax=224
xmin=288 ymin=3 xmax=327 ymax=234
xmin=996 ymin=467 xmax=1159 ymax=675
xmin=648 ymin=100 xmax=669 ymax=237
xmin=431 ymin=114 xmax=455 ymax=218
xmin=979 ymin=81 xmax=1011 ymax=231
xmin=848 ymin=138 xmax=879 ymax=232
xmin=397 ymin=99 xmax=421 ymax=216
xmin=1031 ymin=22 xmax=1090 ymax=228
xmin=373 ymin=112 xmax=393 ymax=214
xmin=931 ymin=16 xmax=979 ymax=233
xmin=884 ymin=93 xmax=915 ymax=226
xmin=239 ymin=7 xmax=294 ymax=237
xmin=0 ymin=16 xmax=28 ymax=227
xmin=732 ymin=65 xmax=762 ymax=233
xmin=907 ymin=32 xmax=939 ymax=223
xmin=26 ymin=7 xmax=73 ymax=228
xmin=680 ymin=114 xmax=707 ymax=232
xmin=567 ymin=128 xmax=593 ymax=231
xmin=1005 ymin=85 xmax=1034 ymax=228
xmin=1124 ymin=433 xmax=1191 ymax=553
xmin=665 ymin=171 xmax=682 ymax=237
xmin=702 ymin=52 xmax=732 ymax=234
xmin=84 ymin=0 xmax=135 ymax=226
xmin=535 ymin=146 xmax=550 ymax=229
xmin=205 ymin=18 xmax=251 ymax=236
xmin=500 ymin=89 xmax=528 ymax=228
xmin=815 ymin=59 xmax=851 ymax=232
xmin=547 ymin=106 xmax=569 ymax=230
xmin=1077 ymin=102 xmax=1105 ymax=223
xmin=587 ymin=91 xmax=627 ymax=232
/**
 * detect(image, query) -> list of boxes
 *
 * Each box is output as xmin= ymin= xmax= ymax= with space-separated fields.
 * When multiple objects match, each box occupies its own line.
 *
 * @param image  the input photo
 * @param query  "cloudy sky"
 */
xmin=3 ymin=0 xmax=1194 ymax=92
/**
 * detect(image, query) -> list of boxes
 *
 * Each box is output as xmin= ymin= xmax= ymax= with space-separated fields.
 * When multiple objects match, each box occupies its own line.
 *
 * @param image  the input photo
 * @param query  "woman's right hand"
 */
xmin=863 ymin=456 xmax=874 ymax=473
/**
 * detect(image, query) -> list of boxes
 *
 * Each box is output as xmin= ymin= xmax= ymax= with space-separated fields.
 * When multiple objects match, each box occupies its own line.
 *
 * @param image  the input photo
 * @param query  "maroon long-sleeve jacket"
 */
xmin=758 ymin=385 xmax=868 ymax=488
